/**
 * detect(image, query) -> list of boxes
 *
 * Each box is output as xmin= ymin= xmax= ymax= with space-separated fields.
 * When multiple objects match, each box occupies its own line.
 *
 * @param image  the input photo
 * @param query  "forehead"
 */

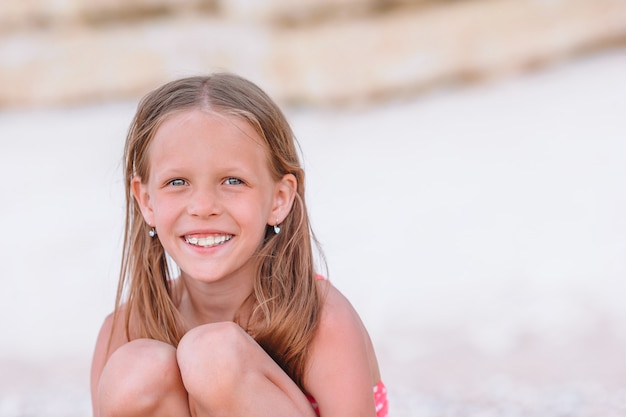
xmin=155 ymin=108 xmax=263 ymax=144
xmin=146 ymin=108 xmax=270 ymax=171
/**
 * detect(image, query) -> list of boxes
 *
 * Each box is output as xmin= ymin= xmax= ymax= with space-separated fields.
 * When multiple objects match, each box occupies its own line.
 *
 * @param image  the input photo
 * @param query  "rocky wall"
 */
xmin=1 ymin=0 xmax=625 ymax=107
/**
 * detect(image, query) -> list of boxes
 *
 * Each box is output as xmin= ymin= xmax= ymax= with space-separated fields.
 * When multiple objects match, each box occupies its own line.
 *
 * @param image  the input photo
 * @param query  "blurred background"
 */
xmin=1 ymin=0 xmax=626 ymax=416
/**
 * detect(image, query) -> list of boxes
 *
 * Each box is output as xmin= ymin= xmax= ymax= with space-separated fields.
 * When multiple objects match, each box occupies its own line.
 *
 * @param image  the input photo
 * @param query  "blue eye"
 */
xmin=224 ymin=177 xmax=244 ymax=185
xmin=168 ymin=179 xmax=187 ymax=186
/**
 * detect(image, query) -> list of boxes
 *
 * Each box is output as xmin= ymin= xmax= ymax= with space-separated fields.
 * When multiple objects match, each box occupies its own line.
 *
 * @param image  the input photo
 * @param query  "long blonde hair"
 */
xmin=114 ymin=73 xmax=323 ymax=389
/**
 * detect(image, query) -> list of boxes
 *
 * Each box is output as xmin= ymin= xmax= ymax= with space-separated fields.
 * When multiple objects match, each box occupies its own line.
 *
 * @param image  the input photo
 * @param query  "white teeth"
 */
xmin=185 ymin=235 xmax=232 ymax=248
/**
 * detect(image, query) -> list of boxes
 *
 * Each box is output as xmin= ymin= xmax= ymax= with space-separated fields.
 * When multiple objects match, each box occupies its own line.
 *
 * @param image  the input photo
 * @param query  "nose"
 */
xmin=187 ymin=186 xmax=221 ymax=218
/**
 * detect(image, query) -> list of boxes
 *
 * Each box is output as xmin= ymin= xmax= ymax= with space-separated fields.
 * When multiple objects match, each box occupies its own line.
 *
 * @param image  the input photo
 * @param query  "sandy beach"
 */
xmin=1 ymin=47 xmax=625 ymax=416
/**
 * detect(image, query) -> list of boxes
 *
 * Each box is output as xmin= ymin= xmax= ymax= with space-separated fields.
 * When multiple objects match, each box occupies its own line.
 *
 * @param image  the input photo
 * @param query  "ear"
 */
xmin=131 ymin=176 xmax=155 ymax=226
xmin=269 ymin=173 xmax=297 ymax=225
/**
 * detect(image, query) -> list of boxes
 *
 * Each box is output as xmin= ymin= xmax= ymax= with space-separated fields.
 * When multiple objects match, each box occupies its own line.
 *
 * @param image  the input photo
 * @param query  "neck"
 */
xmin=174 ymin=275 xmax=255 ymax=330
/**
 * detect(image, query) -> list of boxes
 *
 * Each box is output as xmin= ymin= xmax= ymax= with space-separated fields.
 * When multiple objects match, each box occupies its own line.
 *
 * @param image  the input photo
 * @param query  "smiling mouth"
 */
xmin=184 ymin=235 xmax=233 ymax=248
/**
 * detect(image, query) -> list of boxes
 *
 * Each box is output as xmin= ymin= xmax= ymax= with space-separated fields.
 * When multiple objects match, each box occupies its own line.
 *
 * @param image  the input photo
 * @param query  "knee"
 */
xmin=98 ymin=339 xmax=181 ymax=416
xmin=177 ymin=322 xmax=252 ymax=398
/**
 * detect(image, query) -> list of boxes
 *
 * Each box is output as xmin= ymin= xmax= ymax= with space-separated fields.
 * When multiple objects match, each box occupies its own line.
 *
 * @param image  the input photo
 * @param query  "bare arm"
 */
xmin=304 ymin=282 xmax=380 ymax=417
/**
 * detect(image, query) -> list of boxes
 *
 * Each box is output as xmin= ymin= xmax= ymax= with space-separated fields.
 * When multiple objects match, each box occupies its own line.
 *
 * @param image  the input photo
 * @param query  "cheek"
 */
xmin=234 ymin=202 xmax=267 ymax=226
xmin=231 ymin=197 xmax=272 ymax=229
xmin=151 ymin=196 xmax=180 ymax=223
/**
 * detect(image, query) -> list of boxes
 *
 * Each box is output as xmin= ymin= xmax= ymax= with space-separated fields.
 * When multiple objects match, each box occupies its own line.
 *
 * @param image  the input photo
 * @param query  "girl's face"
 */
xmin=132 ymin=109 xmax=296 ymax=285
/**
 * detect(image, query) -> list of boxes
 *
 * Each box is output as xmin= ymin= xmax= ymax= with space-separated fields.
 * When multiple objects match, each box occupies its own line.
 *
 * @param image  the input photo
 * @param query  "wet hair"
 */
xmin=114 ymin=73 xmax=324 ymax=389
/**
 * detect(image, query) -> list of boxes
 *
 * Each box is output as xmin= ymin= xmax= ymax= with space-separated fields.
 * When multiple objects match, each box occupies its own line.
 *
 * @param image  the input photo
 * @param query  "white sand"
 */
xmin=1 ymin=48 xmax=625 ymax=416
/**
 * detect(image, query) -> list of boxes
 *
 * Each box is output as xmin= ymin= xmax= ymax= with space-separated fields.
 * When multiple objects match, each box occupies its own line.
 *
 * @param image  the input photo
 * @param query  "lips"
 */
xmin=184 ymin=234 xmax=233 ymax=248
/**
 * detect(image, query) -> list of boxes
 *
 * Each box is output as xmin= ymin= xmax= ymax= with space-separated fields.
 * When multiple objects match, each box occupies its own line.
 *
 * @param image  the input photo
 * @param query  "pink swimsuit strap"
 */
xmin=307 ymin=380 xmax=388 ymax=417
xmin=373 ymin=380 xmax=389 ymax=417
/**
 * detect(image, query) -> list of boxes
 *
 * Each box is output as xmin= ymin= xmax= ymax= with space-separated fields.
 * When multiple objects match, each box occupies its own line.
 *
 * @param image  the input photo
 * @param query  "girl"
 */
xmin=90 ymin=73 xmax=388 ymax=417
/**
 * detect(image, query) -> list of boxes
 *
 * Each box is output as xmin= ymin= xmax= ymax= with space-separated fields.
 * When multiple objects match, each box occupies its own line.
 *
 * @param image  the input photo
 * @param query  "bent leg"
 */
xmin=97 ymin=338 xmax=191 ymax=417
xmin=177 ymin=322 xmax=316 ymax=417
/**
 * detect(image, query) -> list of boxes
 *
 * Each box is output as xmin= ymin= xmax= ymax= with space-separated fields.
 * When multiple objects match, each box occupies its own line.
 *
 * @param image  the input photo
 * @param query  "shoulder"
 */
xmin=313 ymin=279 xmax=375 ymax=345
xmin=315 ymin=279 xmax=364 ymax=333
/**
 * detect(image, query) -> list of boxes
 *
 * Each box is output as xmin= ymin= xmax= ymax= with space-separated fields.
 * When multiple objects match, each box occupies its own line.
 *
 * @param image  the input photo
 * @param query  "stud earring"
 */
xmin=273 ymin=219 xmax=281 ymax=235
xmin=149 ymin=227 xmax=157 ymax=238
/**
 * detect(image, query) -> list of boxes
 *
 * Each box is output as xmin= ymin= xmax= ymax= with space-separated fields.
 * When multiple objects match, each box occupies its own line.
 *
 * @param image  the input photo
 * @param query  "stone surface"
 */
xmin=0 ymin=18 xmax=271 ymax=107
xmin=215 ymin=0 xmax=425 ymax=23
xmin=266 ymin=0 xmax=626 ymax=103
xmin=0 ymin=0 xmax=213 ymax=29
xmin=0 ymin=0 xmax=625 ymax=107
